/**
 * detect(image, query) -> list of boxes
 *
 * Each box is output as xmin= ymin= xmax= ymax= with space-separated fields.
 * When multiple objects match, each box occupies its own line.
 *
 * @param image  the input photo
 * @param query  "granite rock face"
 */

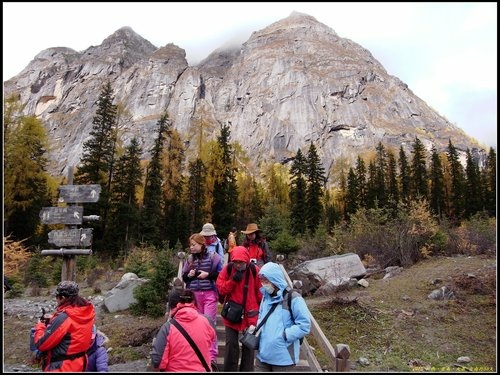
xmin=4 ymin=12 xmax=484 ymax=178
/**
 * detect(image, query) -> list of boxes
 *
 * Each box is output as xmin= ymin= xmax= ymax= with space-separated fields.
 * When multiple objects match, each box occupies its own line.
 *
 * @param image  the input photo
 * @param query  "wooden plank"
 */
xmin=39 ymin=206 xmax=83 ymax=225
xmin=48 ymin=228 xmax=93 ymax=247
xmin=41 ymin=249 xmax=92 ymax=256
xmin=58 ymin=184 xmax=101 ymax=203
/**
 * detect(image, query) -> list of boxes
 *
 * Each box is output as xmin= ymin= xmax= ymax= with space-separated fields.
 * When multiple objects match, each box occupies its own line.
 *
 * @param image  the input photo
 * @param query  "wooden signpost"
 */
xmin=48 ymin=228 xmax=93 ymax=247
xmin=40 ymin=167 xmax=100 ymax=282
xmin=39 ymin=206 xmax=84 ymax=225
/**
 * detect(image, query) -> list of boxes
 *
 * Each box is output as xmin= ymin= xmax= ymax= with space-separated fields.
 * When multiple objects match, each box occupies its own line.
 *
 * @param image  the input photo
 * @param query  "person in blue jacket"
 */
xmin=254 ymin=262 xmax=311 ymax=371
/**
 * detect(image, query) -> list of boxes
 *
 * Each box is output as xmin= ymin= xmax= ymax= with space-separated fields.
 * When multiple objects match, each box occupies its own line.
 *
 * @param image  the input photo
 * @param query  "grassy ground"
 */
xmin=4 ymin=254 xmax=496 ymax=372
xmin=307 ymin=254 xmax=496 ymax=372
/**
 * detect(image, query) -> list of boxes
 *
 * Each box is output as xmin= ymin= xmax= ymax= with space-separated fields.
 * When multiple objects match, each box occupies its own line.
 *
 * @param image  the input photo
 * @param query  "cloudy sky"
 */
xmin=3 ymin=2 xmax=497 ymax=149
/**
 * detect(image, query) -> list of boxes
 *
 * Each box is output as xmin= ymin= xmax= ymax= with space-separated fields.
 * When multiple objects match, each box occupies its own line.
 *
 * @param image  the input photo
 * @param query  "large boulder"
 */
xmin=103 ymin=272 xmax=149 ymax=313
xmin=288 ymin=253 xmax=366 ymax=296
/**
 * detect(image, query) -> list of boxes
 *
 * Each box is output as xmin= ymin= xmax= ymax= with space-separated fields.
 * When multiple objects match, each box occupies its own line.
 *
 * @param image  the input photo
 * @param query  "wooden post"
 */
xmin=39 ymin=166 xmax=98 ymax=283
xmin=61 ymin=255 xmax=77 ymax=282
xmin=63 ymin=166 xmax=76 ymax=282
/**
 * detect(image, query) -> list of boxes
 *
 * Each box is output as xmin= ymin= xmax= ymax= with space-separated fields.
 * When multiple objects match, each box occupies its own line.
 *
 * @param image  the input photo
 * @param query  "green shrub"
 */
xmin=271 ymin=230 xmax=300 ymax=256
xmin=130 ymin=248 xmax=177 ymax=318
xmin=124 ymin=245 xmax=156 ymax=278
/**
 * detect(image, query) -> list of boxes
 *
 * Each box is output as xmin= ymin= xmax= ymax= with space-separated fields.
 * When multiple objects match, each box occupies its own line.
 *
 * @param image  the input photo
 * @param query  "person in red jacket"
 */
xmin=216 ymin=246 xmax=262 ymax=371
xmin=150 ymin=288 xmax=216 ymax=372
xmin=34 ymin=280 xmax=95 ymax=372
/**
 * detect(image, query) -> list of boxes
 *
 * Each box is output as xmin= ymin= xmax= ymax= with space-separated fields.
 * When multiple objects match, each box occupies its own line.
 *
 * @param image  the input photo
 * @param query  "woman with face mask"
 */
xmin=255 ymin=262 xmax=311 ymax=372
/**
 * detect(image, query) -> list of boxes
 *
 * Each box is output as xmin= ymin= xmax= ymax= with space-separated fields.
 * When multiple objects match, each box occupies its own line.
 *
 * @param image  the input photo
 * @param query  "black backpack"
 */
xmin=283 ymin=288 xmax=304 ymax=344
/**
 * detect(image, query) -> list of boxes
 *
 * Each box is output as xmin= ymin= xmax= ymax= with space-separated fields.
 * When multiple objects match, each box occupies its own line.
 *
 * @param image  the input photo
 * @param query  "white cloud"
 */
xmin=3 ymin=2 xmax=497 ymax=148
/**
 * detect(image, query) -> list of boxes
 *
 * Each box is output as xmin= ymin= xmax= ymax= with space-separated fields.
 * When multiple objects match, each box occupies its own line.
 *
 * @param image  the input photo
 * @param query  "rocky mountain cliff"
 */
xmin=4 ymin=12 xmax=484 ymax=179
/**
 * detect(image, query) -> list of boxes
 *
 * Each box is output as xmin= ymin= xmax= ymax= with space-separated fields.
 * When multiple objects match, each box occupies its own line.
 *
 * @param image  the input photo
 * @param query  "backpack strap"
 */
xmin=171 ymin=319 xmax=211 ymax=372
xmin=283 ymin=288 xmax=304 ymax=344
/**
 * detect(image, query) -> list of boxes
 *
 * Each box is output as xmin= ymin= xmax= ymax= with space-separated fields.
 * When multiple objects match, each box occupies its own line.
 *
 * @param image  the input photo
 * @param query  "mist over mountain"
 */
xmin=3 ymin=12 xmax=485 ymax=180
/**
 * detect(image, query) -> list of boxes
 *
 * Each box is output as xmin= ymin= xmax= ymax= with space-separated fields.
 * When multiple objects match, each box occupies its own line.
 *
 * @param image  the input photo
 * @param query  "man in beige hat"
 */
xmin=241 ymin=223 xmax=272 ymax=266
xmin=200 ymin=223 xmax=225 ymax=261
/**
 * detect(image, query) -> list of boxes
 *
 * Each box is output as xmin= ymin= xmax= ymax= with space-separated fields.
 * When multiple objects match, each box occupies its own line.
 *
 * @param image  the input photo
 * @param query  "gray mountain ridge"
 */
xmin=4 ymin=11 xmax=485 ymax=180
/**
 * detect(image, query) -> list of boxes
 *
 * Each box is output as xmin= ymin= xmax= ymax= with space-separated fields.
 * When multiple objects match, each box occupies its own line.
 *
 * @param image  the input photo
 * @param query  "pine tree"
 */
xmin=446 ymin=140 xmax=466 ymax=222
xmin=236 ymin=172 xmax=264 ymax=229
xmin=75 ymin=81 xmax=117 ymax=184
xmin=429 ymin=146 xmax=445 ymax=219
xmin=105 ymin=138 xmax=143 ymax=258
xmin=187 ymin=158 xmax=206 ymax=234
xmin=163 ymin=129 xmax=189 ymax=248
xmin=483 ymin=147 xmax=496 ymax=216
xmin=398 ymin=146 xmax=411 ymax=204
xmin=141 ymin=112 xmax=171 ymax=247
xmin=374 ymin=142 xmax=388 ymax=207
xmin=262 ymin=162 xmax=290 ymax=212
xmin=289 ymin=149 xmax=308 ymax=234
xmin=305 ymin=143 xmax=326 ymax=233
xmin=354 ymin=156 xmax=367 ymax=209
xmin=464 ymin=148 xmax=483 ymax=217
xmin=410 ymin=137 xmax=429 ymax=200
xmin=386 ymin=150 xmax=399 ymax=210
xmin=211 ymin=122 xmax=239 ymax=235
xmin=366 ymin=160 xmax=378 ymax=208
xmin=74 ymin=81 xmax=118 ymax=250
xmin=4 ymin=113 xmax=52 ymax=244
xmin=345 ymin=167 xmax=359 ymax=217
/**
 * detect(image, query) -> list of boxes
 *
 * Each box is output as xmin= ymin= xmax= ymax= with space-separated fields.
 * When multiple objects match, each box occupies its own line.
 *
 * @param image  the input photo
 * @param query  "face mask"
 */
xmin=262 ymin=283 xmax=275 ymax=294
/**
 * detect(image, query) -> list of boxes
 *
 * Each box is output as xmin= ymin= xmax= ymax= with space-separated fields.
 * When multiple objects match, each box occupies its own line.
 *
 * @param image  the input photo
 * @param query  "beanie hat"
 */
xmin=55 ymin=280 xmax=79 ymax=297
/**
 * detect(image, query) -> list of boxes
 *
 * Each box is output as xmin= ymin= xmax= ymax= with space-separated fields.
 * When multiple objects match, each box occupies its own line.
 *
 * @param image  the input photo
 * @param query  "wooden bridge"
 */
xmin=173 ymin=255 xmax=350 ymax=372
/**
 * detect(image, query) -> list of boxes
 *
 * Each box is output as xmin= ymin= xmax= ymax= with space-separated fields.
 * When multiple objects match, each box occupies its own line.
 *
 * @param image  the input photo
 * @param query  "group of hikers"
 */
xmin=29 ymin=222 xmax=311 ymax=372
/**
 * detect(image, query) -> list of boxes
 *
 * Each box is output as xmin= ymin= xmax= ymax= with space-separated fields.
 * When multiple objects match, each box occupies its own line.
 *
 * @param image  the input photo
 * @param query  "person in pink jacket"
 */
xmin=150 ymin=289 xmax=216 ymax=372
xmin=216 ymin=246 xmax=262 ymax=371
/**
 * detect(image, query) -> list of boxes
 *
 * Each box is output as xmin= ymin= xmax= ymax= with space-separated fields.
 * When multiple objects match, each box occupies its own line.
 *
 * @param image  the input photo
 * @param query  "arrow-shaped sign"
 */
xmin=48 ymin=228 xmax=93 ymax=247
xmin=58 ymin=184 xmax=101 ymax=203
xmin=39 ymin=206 xmax=84 ymax=225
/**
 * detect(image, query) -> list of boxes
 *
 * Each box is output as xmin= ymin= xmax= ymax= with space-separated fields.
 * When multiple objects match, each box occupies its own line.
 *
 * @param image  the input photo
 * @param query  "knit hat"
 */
xmin=200 ymin=223 xmax=217 ymax=236
xmin=55 ymin=280 xmax=79 ymax=297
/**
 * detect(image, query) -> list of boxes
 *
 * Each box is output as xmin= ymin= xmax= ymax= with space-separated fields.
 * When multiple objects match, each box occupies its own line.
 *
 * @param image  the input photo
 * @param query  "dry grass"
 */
xmin=308 ymin=254 xmax=497 ymax=372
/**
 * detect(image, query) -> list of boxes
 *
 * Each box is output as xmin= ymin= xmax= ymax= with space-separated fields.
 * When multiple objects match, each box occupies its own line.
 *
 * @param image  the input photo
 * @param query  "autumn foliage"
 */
xmin=3 ymin=236 xmax=33 ymax=277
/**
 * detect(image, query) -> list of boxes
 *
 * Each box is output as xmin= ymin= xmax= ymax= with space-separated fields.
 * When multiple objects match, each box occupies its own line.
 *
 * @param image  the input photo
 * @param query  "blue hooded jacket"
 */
xmin=256 ymin=262 xmax=311 ymax=366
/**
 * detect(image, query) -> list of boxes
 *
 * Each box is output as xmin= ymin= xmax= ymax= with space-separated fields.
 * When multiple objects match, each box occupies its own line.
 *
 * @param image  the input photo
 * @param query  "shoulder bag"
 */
xmin=239 ymin=301 xmax=279 ymax=350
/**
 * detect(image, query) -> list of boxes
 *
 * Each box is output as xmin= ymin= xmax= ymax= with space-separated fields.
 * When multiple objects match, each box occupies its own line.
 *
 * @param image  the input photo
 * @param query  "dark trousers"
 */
xmin=255 ymin=357 xmax=296 ymax=372
xmin=223 ymin=326 xmax=255 ymax=372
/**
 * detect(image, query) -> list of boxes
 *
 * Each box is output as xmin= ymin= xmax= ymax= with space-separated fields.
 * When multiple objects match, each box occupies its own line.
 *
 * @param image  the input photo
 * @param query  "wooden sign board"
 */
xmin=48 ymin=228 xmax=93 ymax=247
xmin=58 ymin=184 xmax=101 ymax=203
xmin=39 ymin=206 xmax=84 ymax=225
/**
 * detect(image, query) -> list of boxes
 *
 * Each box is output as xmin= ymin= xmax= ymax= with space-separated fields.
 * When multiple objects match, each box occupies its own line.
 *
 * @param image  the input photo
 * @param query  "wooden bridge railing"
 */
xmin=171 ymin=253 xmax=350 ymax=372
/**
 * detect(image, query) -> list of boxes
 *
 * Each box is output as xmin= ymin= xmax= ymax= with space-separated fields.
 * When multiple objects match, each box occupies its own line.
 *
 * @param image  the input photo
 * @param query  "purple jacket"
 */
xmin=86 ymin=332 xmax=109 ymax=372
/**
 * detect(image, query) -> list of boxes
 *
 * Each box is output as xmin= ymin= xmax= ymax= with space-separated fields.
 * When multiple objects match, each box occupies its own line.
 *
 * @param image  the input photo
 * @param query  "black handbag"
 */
xmin=239 ymin=302 xmax=279 ymax=350
xmin=221 ymin=300 xmax=244 ymax=323
xmin=221 ymin=267 xmax=251 ymax=323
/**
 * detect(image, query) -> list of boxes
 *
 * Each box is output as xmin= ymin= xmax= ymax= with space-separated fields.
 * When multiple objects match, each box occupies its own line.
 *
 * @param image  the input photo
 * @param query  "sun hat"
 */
xmin=241 ymin=223 xmax=260 ymax=234
xmin=200 ymin=223 xmax=217 ymax=236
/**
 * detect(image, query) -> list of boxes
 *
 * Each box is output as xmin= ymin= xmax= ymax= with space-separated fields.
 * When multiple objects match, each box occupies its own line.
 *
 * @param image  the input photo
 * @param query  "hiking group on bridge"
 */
xmin=28 ymin=222 xmax=311 ymax=372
